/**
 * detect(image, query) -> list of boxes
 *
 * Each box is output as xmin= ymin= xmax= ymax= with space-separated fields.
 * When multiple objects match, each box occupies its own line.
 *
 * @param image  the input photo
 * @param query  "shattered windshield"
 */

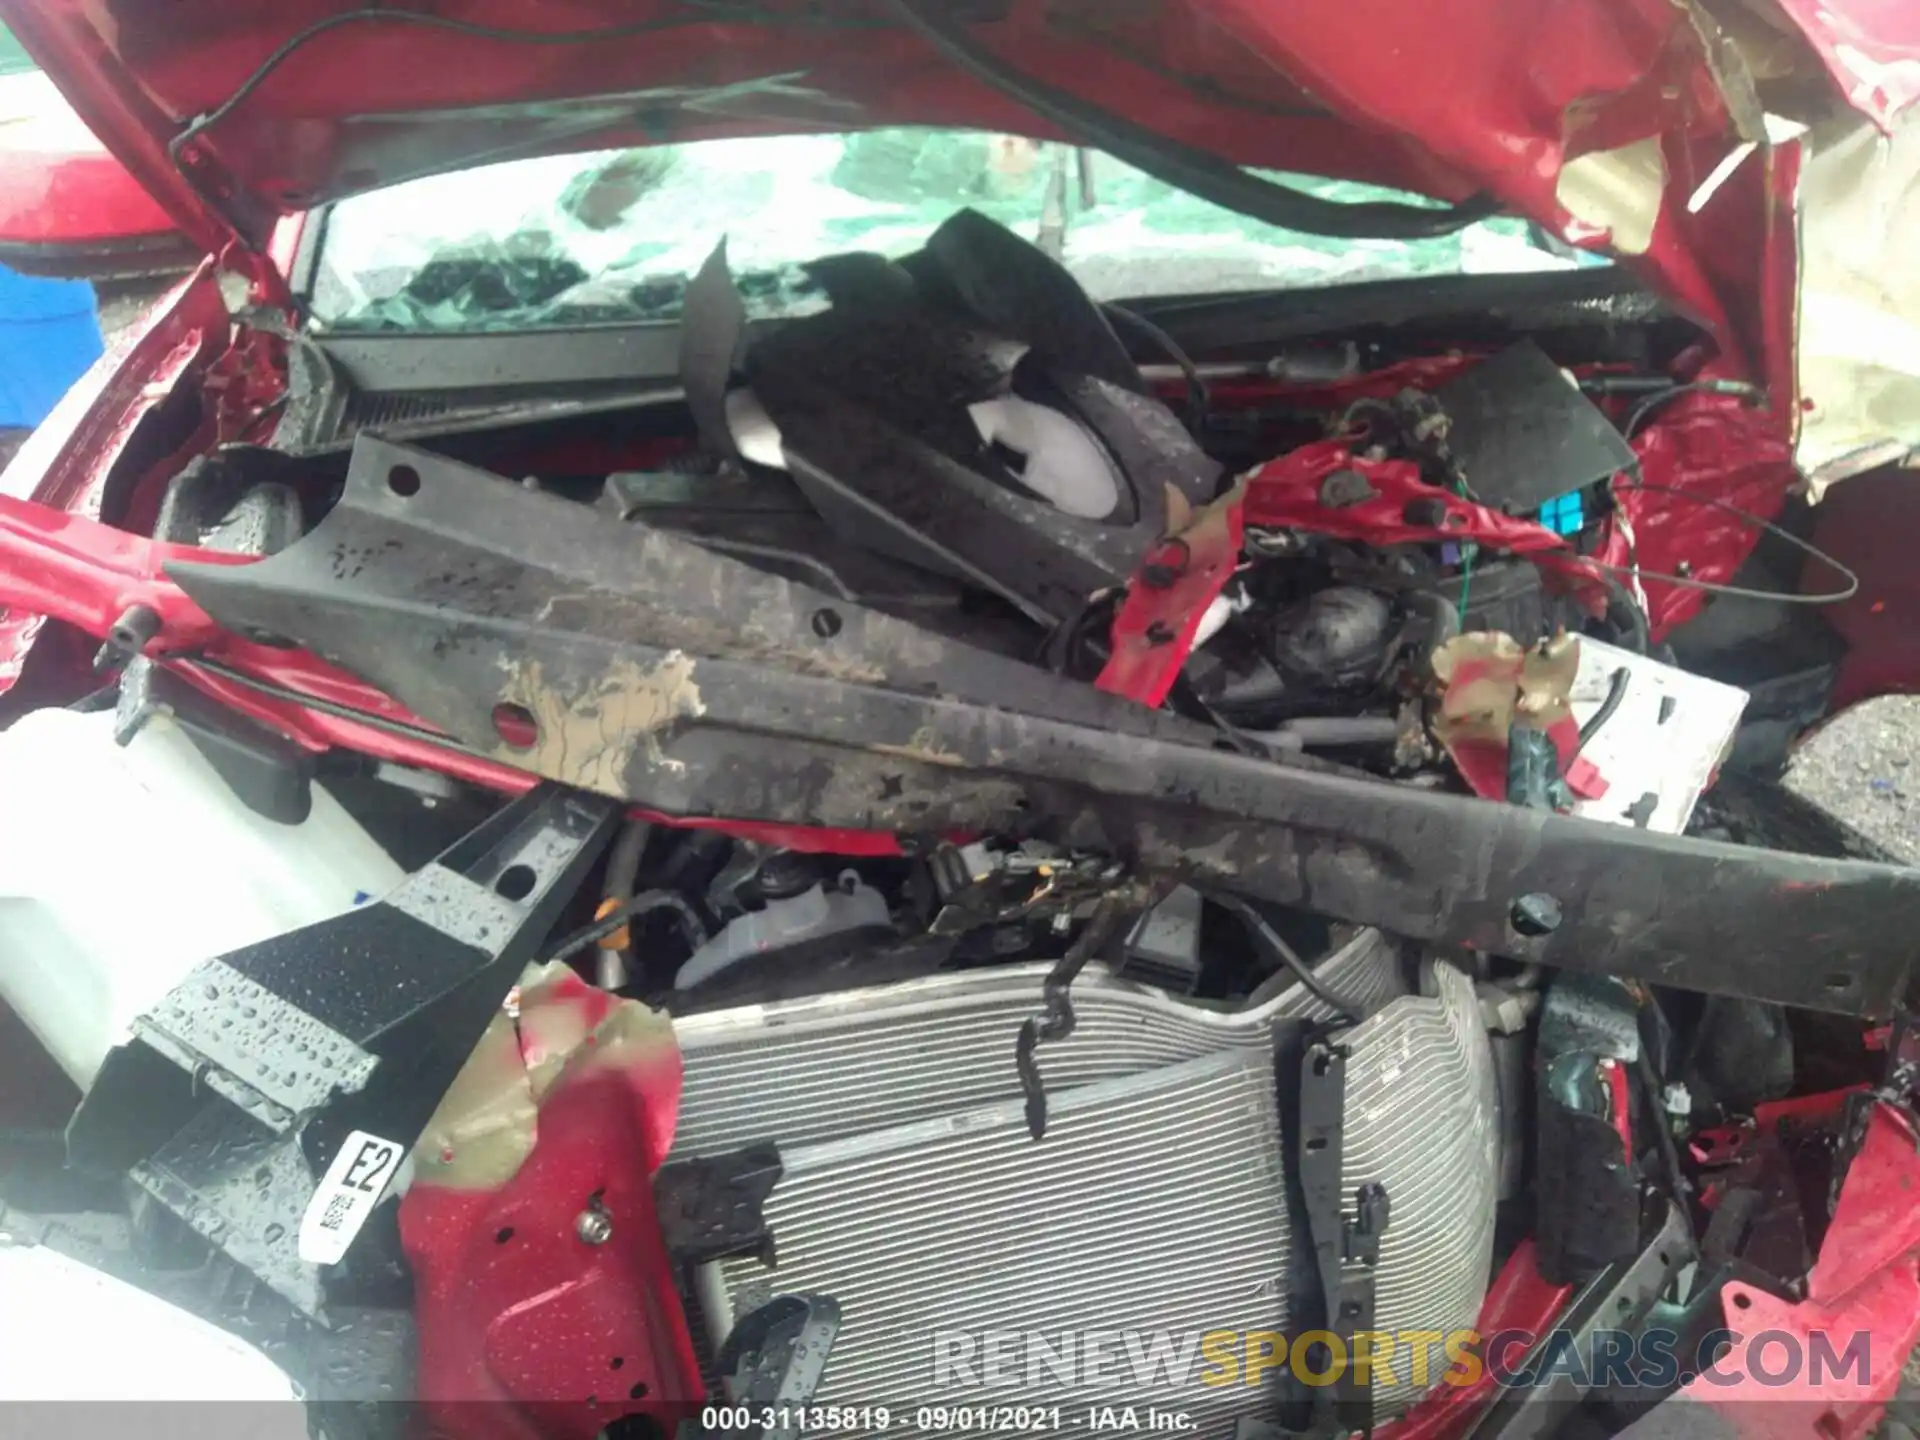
xmin=0 ymin=22 xmax=40 ymax=76
xmin=308 ymin=128 xmax=1603 ymax=334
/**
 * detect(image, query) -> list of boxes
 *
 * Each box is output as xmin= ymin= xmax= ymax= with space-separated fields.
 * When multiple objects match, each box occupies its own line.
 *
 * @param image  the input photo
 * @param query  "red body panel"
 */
xmin=402 ymin=971 xmax=706 ymax=1439
xmin=1768 ymin=0 xmax=1920 ymax=131
xmin=1375 ymin=1242 xmax=1574 ymax=1440
xmin=1668 ymin=1104 xmax=1920 ymax=1440
xmin=0 ymin=69 xmax=184 ymax=274
xmin=0 ymin=5 xmax=1913 ymax=1434
xmin=0 ymin=0 xmax=1813 ymax=372
xmin=0 ymin=150 xmax=176 ymax=248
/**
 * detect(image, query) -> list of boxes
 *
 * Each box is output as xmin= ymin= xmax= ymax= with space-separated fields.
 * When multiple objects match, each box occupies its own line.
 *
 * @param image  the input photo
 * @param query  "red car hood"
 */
xmin=3 ymin=0 xmax=1916 ymax=357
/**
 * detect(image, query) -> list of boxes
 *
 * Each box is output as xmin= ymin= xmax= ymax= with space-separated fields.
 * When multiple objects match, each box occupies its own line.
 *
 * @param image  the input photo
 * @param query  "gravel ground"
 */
xmin=1785 ymin=697 xmax=1920 ymax=864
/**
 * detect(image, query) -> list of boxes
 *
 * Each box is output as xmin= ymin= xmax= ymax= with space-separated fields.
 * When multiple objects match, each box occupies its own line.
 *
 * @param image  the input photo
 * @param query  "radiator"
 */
xmin=669 ymin=931 xmax=1497 ymax=1427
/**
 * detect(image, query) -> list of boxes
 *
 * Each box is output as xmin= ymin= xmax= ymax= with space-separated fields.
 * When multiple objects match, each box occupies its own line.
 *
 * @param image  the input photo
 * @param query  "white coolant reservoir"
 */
xmin=0 ymin=1242 xmax=305 ymax=1404
xmin=0 ymin=707 xmax=405 ymax=1088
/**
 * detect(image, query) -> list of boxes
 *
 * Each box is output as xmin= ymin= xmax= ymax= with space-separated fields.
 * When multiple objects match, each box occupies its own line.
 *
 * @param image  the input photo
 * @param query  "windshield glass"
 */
xmin=309 ymin=128 xmax=1603 ymax=334
xmin=0 ymin=23 xmax=36 ymax=76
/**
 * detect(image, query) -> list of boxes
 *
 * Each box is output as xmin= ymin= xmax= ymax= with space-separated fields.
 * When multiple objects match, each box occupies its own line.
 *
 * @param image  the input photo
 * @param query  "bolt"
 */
xmin=1140 ymin=539 xmax=1190 ymax=590
xmin=576 ymin=1208 xmax=613 ymax=1246
xmin=93 ymin=602 xmax=162 ymax=672
xmin=1509 ymin=893 xmax=1562 ymax=938
xmin=1318 ymin=469 xmax=1377 ymax=509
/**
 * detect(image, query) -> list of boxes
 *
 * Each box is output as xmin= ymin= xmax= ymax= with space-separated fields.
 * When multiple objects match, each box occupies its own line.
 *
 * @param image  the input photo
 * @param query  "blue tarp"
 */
xmin=0 ymin=262 xmax=103 ymax=430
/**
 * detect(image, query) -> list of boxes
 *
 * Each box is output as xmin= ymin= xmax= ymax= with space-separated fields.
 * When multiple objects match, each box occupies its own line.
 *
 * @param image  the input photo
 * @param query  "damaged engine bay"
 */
xmin=7 ymin=205 xmax=1920 ymax=1440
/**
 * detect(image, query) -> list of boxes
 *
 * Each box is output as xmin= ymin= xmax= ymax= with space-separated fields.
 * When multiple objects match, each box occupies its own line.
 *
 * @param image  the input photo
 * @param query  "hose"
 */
xmin=1103 ymin=302 xmax=1208 ymax=430
xmin=547 ymin=888 xmax=709 ymax=969
xmin=1597 ymin=570 xmax=1650 ymax=654
xmin=1571 ymin=666 xmax=1631 ymax=759
xmin=1214 ymin=894 xmax=1366 ymax=1023
xmin=595 ymin=818 xmax=654 ymax=989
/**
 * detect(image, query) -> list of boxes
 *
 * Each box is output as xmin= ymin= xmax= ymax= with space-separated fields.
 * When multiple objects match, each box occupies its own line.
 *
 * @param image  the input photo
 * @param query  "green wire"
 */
xmin=1456 ymin=542 xmax=1476 ymax=627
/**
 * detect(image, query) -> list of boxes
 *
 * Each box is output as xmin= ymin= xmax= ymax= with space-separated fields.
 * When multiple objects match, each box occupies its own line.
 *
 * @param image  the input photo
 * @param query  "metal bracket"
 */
xmin=713 ymin=1294 xmax=843 ymax=1439
xmin=1343 ymin=1181 xmax=1392 ymax=1269
xmin=1295 ymin=1037 xmax=1350 ymax=1343
xmin=66 ymin=784 xmax=619 ymax=1315
xmin=654 ymin=1143 xmax=785 ymax=1267
xmin=1290 ymin=1036 xmax=1389 ymax=1433
xmin=1466 ymin=1201 xmax=1696 ymax=1440
xmin=166 ymin=434 xmax=1920 ymax=1017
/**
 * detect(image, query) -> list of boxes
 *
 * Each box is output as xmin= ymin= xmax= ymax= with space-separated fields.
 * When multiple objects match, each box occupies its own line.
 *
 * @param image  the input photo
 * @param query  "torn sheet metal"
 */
xmin=412 ymin=960 xmax=682 ymax=1193
xmin=401 ymin=963 xmax=700 ymax=1436
xmin=1796 ymin=109 xmax=1920 ymax=496
xmin=1430 ymin=632 xmax=1606 ymax=804
xmin=1095 ymin=480 xmax=1244 ymax=707
xmin=1241 ymin=440 xmax=1570 ymax=554
xmin=1767 ymin=0 xmax=1920 ymax=131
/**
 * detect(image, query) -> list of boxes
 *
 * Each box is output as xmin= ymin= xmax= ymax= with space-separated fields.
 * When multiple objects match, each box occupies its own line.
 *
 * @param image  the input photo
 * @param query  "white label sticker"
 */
xmin=297 ymin=1130 xmax=404 ymax=1266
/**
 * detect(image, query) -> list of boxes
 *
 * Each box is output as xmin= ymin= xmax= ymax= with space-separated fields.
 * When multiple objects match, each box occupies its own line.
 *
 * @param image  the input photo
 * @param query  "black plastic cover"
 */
xmin=1437 ymin=340 xmax=1638 ymax=514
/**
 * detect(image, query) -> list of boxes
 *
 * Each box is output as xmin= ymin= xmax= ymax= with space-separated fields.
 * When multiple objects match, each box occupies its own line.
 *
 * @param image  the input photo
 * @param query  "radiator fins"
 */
xmin=669 ymin=932 xmax=1496 ymax=1425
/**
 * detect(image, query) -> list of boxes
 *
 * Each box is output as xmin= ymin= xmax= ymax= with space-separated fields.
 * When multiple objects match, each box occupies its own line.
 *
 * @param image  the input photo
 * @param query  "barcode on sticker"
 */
xmin=298 ymin=1130 xmax=403 ymax=1266
xmin=318 ymin=1194 xmax=355 ymax=1232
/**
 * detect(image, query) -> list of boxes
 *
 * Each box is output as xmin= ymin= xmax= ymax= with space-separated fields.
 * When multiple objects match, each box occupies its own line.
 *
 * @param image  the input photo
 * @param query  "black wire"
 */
xmin=888 ymin=0 xmax=1500 ymax=242
xmin=1572 ymin=666 xmax=1630 ymax=759
xmin=1036 ymin=588 xmax=1118 ymax=674
xmin=1103 ymin=302 xmax=1208 ymax=430
xmin=1213 ymin=894 xmax=1365 ymax=1024
xmin=545 ymin=888 xmax=710 ymax=965
xmin=184 ymin=657 xmax=493 ymax=754
xmin=168 ymin=8 xmax=858 ymax=163
xmin=1041 ymin=10 xmax=1329 ymax=123
xmin=1594 ymin=569 xmax=1650 ymax=654
xmin=1593 ymin=481 xmax=1859 ymax=605
xmin=1633 ymin=1054 xmax=1697 ymax=1224
xmin=672 ymin=0 xmax=883 ymax=21
xmin=1622 ymin=380 xmax=1763 ymax=441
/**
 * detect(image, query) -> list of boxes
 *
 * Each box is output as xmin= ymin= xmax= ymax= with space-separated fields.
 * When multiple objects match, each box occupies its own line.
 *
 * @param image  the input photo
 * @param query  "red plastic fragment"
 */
xmin=1241 ymin=440 xmax=1571 ymax=555
xmin=1095 ymin=484 xmax=1245 ymax=706
xmin=1440 ymin=720 xmax=1608 ymax=805
xmin=402 ymin=970 xmax=704 ymax=1440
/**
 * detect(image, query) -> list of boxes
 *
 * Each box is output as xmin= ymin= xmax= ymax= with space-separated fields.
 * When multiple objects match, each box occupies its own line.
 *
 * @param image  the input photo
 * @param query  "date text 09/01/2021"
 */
xmin=698 ymin=1413 xmax=1190 ymax=1436
xmin=699 ymin=1407 xmax=1199 ymax=1432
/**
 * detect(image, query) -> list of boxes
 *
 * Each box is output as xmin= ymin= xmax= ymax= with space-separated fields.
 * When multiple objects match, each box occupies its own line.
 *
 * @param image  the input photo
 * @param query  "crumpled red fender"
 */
xmin=400 ymin=965 xmax=702 ymax=1438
